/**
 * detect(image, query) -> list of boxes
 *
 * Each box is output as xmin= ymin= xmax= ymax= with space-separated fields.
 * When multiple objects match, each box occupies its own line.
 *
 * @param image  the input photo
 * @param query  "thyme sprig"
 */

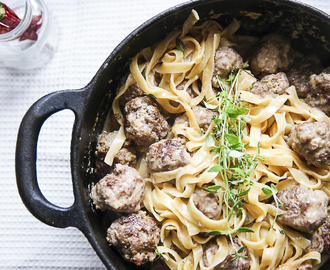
xmin=154 ymin=240 xmax=169 ymax=262
xmin=262 ymin=184 xmax=285 ymax=234
xmin=204 ymin=67 xmax=263 ymax=259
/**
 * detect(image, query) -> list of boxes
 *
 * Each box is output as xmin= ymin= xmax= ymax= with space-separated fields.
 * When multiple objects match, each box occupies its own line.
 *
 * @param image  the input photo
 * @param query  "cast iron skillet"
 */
xmin=15 ymin=0 xmax=330 ymax=269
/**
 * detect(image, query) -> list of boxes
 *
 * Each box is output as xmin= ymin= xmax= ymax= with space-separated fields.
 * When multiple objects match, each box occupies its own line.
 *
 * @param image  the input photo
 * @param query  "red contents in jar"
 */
xmin=0 ymin=1 xmax=42 ymax=41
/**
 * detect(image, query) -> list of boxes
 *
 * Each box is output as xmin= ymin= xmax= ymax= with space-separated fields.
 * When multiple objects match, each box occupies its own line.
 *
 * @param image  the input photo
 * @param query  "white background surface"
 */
xmin=1 ymin=0 xmax=330 ymax=269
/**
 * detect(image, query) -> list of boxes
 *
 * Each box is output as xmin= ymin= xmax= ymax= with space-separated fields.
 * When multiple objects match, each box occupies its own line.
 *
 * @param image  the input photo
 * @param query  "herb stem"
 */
xmin=205 ymin=65 xmax=262 ymax=258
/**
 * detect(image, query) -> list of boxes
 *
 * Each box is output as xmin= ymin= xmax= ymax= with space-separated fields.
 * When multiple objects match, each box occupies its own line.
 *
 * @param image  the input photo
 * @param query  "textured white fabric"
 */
xmin=1 ymin=0 xmax=330 ymax=269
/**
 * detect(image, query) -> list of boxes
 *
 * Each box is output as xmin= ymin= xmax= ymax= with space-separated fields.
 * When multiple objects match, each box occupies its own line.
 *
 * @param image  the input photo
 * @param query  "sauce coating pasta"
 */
xmin=91 ymin=10 xmax=330 ymax=270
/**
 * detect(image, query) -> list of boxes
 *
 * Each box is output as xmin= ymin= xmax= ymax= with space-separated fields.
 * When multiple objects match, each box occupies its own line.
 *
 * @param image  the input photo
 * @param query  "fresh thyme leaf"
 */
xmin=176 ymin=37 xmax=185 ymax=53
xmin=205 ymin=132 xmax=216 ymax=147
xmin=208 ymin=165 xmax=223 ymax=173
xmin=230 ymin=245 xmax=249 ymax=261
xmin=228 ymin=200 xmax=242 ymax=221
xmin=205 ymin=230 xmax=222 ymax=237
xmin=226 ymin=107 xmax=249 ymax=121
xmin=201 ymin=185 xmax=222 ymax=193
xmin=204 ymin=100 xmax=218 ymax=110
xmin=208 ymin=165 xmax=223 ymax=172
xmin=262 ymin=187 xmax=273 ymax=196
xmin=237 ymin=245 xmax=247 ymax=254
xmin=228 ymin=150 xmax=245 ymax=158
xmin=236 ymin=227 xmax=254 ymax=233
xmin=237 ymin=188 xmax=250 ymax=197
xmin=146 ymin=93 xmax=157 ymax=99
xmin=225 ymin=134 xmax=240 ymax=146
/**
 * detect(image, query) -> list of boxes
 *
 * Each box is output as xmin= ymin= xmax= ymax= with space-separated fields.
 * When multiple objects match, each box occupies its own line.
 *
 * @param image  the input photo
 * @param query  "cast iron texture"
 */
xmin=16 ymin=0 xmax=330 ymax=269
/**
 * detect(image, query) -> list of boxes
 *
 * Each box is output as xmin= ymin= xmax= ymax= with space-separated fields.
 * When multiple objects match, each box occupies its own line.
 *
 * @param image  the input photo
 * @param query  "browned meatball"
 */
xmin=296 ymin=232 xmax=324 ymax=270
xmin=91 ymin=164 xmax=145 ymax=212
xmin=94 ymin=131 xmax=136 ymax=178
xmin=275 ymin=184 xmax=328 ymax=234
xmin=94 ymin=159 xmax=112 ymax=179
xmin=287 ymin=121 xmax=330 ymax=167
xmin=249 ymin=33 xmax=295 ymax=78
xmin=124 ymin=96 xmax=169 ymax=146
xmin=303 ymin=231 xmax=324 ymax=254
xmin=212 ymin=46 xmax=243 ymax=88
xmin=286 ymin=56 xmax=322 ymax=98
xmin=119 ymin=82 xmax=145 ymax=106
xmin=106 ymin=210 xmax=161 ymax=266
xmin=174 ymin=105 xmax=218 ymax=132
xmin=310 ymin=67 xmax=330 ymax=93
xmin=192 ymin=186 xmax=221 ymax=219
xmin=319 ymin=212 xmax=330 ymax=254
xmin=146 ymin=137 xmax=191 ymax=173
xmin=250 ymin=72 xmax=289 ymax=98
xmin=305 ymin=68 xmax=330 ymax=116
xmin=203 ymin=237 xmax=250 ymax=270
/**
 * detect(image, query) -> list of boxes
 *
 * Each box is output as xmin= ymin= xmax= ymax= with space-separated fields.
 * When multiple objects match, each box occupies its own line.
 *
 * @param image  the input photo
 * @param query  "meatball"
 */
xmin=174 ymin=105 xmax=218 ymax=132
xmin=91 ymin=164 xmax=145 ymax=212
xmin=106 ymin=210 xmax=161 ymax=266
xmin=303 ymin=231 xmax=324 ymax=254
xmin=286 ymin=56 xmax=322 ymax=98
xmin=287 ymin=121 xmax=330 ymax=167
xmin=124 ymin=96 xmax=169 ymax=146
xmin=212 ymin=46 xmax=244 ymax=88
xmin=119 ymin=82 xmax=145 ymax=106
xmin=305 ymin=68 xmax=330 ymax=116
xmin=146 ymin=137 xmax=191 ymax=173
xmin=192 ymin=186 xmax=221 ymax=219
xmin=275 ymin=184 xmax=328 ymax=234
xmin=297 ymin=232 xmax=324 ymax=270
xmin=310 ymin=67 xmax=330 ymax=94
xmin=203 ymin=237 xmax=250 ymax=270
xmin=94 ymin=159 xmax=112 ymax=179
xmin=319 ymin=212 xmax=330 ymax=254
xmin=94 ymin=131 xmax=136 ymax=178
xmin=249 ymin=33 xmax=294 ymax=78
xmin=250 ymin=72 xmax=289 ymax=98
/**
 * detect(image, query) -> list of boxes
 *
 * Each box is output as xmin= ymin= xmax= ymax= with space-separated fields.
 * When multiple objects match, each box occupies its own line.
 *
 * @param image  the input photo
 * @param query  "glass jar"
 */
xmin=0 ymin=0 xmax=59 ymax=69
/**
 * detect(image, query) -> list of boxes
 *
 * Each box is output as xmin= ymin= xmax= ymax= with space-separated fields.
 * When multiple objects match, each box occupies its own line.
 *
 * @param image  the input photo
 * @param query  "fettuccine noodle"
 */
xmin=105 ymin=10 xmax=330 ymax=270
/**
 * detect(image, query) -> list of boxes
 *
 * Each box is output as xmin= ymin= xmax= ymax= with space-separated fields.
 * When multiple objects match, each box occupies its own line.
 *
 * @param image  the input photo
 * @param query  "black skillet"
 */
xmin=15 ymin=0 xmax=330 ymax=269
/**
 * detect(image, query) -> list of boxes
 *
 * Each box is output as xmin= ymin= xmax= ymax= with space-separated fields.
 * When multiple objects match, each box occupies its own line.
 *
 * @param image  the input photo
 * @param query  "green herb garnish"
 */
xmin=154 ymin=240 xmax=169 ymax=262
xmin=201 ymin=185 xmax=222 ymax=193
xmin=176 ymin=37 xmax=185 ymax=53
xmin=204 ymin=67 xmax=263 ymax=259
xmin=262 ymin=183 xmax=285 ymax=232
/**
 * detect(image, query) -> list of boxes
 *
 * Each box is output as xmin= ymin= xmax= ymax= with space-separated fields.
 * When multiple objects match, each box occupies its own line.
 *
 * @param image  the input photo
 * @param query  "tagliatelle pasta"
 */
xmin=97 ymin=10 xmax=330 ymax=270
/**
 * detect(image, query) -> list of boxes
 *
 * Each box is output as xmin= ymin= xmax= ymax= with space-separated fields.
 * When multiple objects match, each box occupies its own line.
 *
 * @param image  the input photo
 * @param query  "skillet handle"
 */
xmin=16 ymin=88 xmax=88 ymax=229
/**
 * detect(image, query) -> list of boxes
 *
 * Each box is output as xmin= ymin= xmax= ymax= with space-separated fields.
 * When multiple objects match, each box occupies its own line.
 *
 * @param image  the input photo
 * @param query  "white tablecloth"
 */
xmin=1 ymin=0 xmax=330 ymax=269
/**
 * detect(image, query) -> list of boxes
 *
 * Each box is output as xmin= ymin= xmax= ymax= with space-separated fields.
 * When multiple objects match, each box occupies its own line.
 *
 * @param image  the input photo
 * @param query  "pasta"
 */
xmin=93 ymin=10 xmax=330 ymax=270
